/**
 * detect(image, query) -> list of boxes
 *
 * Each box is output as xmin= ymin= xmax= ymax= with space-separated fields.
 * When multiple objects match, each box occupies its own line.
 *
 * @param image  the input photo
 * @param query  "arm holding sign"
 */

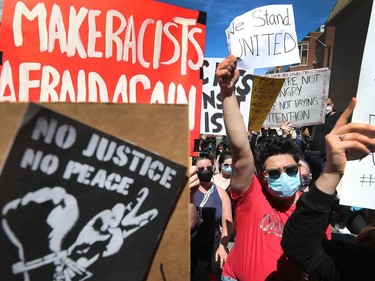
xmin=215 ymin=55 xmax=254 ymax=194
xmin=281 ymin=98 xmax=375 ymax=280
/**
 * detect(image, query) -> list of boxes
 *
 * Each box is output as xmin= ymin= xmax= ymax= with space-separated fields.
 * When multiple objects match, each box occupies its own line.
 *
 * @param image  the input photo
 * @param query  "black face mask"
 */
xmin=197 ymin=171 xmax=214 ymax=182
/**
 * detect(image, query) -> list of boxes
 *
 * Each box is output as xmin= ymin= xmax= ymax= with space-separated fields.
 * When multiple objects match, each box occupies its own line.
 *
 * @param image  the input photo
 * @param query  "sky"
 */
xmin=0 ymin=0 xmax=337 ymax=73
xmin=0 ymin=0 xmax=336 ymax=58
xmin=159 ymin=0 xmax=337 ymax=67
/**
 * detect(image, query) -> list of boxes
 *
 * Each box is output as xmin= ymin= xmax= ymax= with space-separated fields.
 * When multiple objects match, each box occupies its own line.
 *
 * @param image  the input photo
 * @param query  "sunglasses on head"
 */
xmin=197 ymin=165 xmax=214 ymax=173
xmin=264 ymin=163 xmax=299 ymax=180
xmin=222 ymin=163 xmax=232 ymax=169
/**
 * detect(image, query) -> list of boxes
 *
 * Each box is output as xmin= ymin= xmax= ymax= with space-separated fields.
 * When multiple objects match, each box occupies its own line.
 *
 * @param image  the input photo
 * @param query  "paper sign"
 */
xmin=200 ymin=57 xmax=252 ymax=135
xmin=337 ymin=0 xmax=375 ymax=210
xmin=0 ymin=0 xmax=206 ymax=156
xmin=226 ymin=4 xmax=300 ymax=70
xmin=263 ymin=68 xmax=330 ymax=127
xmin=0 ymin=103 xmax=188 ymax=281
xmin=248 ymin=75 xmax=285 ymax=131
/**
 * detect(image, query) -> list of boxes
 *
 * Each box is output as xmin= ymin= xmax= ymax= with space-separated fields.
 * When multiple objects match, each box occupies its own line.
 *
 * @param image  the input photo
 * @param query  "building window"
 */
xmin=300 ymin=43 xmax=309 ymax=65
xmin=291 ymin=42 xmax=309 ymax=67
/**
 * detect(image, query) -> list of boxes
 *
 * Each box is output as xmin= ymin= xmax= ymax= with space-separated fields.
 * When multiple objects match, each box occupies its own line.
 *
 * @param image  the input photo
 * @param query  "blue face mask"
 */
xmin=222 ymin=166 xmax=232 ymax=175
xmin=266 ymin=172 xmax=300 ymax=198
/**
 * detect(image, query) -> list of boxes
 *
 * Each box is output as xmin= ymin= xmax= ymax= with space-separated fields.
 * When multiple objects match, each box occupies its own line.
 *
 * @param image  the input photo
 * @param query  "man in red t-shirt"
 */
xmin=215 ymin=55 xmax=330 ymax=281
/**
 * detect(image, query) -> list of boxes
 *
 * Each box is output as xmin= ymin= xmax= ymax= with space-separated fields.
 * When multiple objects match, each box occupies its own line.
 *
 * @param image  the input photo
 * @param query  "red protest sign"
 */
xmin=0 ymin=0 xmax=206 ymax=155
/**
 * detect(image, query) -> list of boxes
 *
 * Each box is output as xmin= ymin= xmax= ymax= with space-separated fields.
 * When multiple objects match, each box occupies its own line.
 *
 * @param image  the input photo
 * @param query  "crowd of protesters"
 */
xmin=188 ymin=55 xmax=375 ymax=281
xmin=190 ymin=125 xmax=315 ymax=280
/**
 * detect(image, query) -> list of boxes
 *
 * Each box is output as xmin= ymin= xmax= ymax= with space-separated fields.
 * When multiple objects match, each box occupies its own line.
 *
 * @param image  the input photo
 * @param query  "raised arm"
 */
xmin=215 ymin=55 xmax=254 ymax=194
xmin=315 ymin=98 xmax=375 ymax=193
xmin=282 ymin=98 xmax=375 ymax=279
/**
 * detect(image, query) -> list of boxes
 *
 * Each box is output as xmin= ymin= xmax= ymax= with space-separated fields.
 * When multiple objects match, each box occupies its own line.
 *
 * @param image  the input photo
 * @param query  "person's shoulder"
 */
xmin=327 ymin=111 xmax=341 ymax=122
xmin=213 ymin=173 xmax=224 ymax=182
xmin=335 ymin=110 xmax=343 ymax=115
xmin=215 ymin=184 xmax=229 ymax=196
xmin=333 ymin=111 xmax=343 ymax=117
xmin=214 ymin=184 xmax=231 ymax=201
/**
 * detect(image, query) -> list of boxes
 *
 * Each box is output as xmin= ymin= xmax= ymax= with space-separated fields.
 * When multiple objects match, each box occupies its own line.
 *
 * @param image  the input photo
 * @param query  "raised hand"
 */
xmin=317 ymin=98 xmax=375 ymax=194
xmin=215 ymin=55 xmax=240 ymax=96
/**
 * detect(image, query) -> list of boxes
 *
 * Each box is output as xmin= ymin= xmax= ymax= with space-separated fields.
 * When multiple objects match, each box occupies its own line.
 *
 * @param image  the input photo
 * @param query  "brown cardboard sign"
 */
xmin=0 ymin=102 xmax=190 ymax=281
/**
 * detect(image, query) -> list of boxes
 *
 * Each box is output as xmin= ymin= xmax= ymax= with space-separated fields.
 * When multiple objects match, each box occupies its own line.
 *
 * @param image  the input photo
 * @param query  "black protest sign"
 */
xmin=0 ymin=103 xmax=187 ymax=281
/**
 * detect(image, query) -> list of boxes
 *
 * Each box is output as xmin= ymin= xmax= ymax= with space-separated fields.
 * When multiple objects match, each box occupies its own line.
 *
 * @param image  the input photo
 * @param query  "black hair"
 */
xmin=217 ymin=150 xmax=232 ymax=172
xmin=254 ymin=135 xmax=301 ymax=172
xmin=217 ymin=141 xmax=227 ymax=147
xmin=215 ymin=141 xmax=227 ymax=158
xmin=197 ymin=150 xmax=215 ymax=164
xmin=261 ymin=127 xmax=278 ymax=137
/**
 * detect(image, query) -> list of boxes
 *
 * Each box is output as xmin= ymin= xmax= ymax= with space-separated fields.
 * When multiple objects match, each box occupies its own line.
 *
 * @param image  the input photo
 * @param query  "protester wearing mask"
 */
xmin=298 ymin=159 xmax=312 ymax=192
xmin=216 ymin=143 xmax=226 ymax=155
xmin=215 ymin=142 xmax=229 ymax=172
xmin=214 ymin=151 xmax=233 ymax=192
xmin=326 ymin=103 xmax=334 ymax=115
xmin=302 ymin=97 xmax=341 ymax=182
xmin=191 ymin=152 xmax=233 ymax=281
xmin=215 ymin=55 xmax=331 ymax=281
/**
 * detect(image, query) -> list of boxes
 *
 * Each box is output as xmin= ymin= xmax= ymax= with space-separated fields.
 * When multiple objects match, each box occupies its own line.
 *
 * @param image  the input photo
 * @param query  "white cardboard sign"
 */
xmin=263 ymin=68 xmax=330 ymax=128
xmin=226 ymin=4 xmax=300 ymax=70
xmin=338 ymin=0 xmax=375 ymax=210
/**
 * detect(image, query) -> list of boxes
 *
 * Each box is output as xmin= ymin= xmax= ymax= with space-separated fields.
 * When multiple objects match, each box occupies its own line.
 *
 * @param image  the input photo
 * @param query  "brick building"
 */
xmin=270 ymin=0 xmax=373 ymax=112
xmin=326 ymin=0 xmax=373 ymax=111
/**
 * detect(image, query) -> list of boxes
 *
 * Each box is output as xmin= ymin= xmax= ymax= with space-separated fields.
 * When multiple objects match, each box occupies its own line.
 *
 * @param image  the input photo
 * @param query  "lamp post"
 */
xmin=305 ymin=35 xmax=331 ymax=68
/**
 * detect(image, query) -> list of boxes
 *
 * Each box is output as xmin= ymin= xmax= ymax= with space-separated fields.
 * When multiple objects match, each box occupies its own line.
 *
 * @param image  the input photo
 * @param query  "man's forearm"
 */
xmin=222 ymin=91 xmax=249 ymax=151
xmin=282 ymin=184 xmax=336 ymax=278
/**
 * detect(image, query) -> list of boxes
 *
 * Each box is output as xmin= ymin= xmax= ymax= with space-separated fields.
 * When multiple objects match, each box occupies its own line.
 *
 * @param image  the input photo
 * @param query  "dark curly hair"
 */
xmin=254 ymin=135 xmax=301 ymax=172
xmin=192 ymin=150 xmax=215 ymax=165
